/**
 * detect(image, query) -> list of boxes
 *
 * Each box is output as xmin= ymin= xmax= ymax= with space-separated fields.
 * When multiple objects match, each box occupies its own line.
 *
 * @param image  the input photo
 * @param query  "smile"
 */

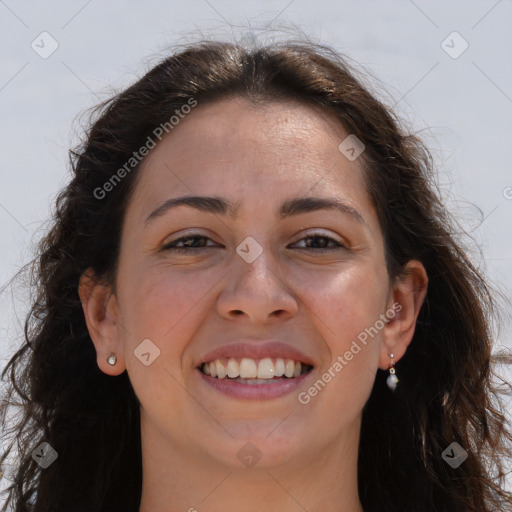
xmin=197 ymin=357 xmax=314 ymax=399
xmin=200 ymin=357 xmax=312 ymax=380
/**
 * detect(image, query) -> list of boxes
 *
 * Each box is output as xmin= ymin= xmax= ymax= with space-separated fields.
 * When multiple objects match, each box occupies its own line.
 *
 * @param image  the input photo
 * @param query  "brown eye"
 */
xmin=162 ymin=234 xmax=219 ymax=252
xmin=291 ymin=234 xmax=345 ymax=251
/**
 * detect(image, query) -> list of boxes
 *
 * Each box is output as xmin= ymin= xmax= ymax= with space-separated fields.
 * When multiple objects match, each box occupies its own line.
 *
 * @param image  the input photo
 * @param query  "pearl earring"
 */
xmin=107 ymin=353 xmax=117 ymax=366
xmin=386 ymin=353 xmax=399 ymax=391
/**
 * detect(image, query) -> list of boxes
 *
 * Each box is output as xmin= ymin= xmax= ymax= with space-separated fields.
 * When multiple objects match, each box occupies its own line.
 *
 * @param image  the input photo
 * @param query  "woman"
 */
xmin=1 ymin=39 xmax=511 ymax=512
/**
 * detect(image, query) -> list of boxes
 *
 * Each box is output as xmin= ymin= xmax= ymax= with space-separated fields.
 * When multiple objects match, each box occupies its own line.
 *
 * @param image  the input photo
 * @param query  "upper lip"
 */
xmin=196 ymin=340 xmax=316 ymax=368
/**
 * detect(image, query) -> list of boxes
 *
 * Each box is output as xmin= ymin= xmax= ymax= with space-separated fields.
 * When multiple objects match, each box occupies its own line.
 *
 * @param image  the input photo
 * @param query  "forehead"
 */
xmin=129 ymin=96 xmax=374 ymax=223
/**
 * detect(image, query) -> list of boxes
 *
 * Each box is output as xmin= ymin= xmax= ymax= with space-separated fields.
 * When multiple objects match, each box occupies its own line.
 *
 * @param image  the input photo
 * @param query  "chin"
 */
xmin=205 ymin=422 xmax=309 ymax=469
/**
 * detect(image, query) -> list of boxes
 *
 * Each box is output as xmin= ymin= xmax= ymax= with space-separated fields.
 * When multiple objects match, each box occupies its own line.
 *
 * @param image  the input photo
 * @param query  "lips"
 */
xmin=195 ymin=340 xmax=315 ymax=399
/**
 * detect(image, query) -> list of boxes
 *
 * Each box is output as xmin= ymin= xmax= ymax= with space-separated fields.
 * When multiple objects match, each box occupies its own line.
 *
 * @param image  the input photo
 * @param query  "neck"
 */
xmin=137 ymin=413 xmax=364 ymax=512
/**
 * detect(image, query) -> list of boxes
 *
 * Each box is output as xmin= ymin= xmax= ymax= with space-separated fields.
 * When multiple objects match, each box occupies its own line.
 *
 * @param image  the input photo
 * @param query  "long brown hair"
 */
xmin=1 ymin=39 xmax=511 ymax=512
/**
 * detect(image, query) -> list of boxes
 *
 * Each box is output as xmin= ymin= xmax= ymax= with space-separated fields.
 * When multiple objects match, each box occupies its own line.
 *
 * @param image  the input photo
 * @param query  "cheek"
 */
xmin=297 ymin=260 xmax=388 ymax=347
xmin=114 ymin=260 xmax=221 ymax=396
xmin=335 ymin=268 xmax=387 ymax=343
xmin=115 ymin=263 xmax=216 ymax=416
xmin=294 ymin=262 xmax=387 ymax=416
xmin=117 ymin=259 xmax=219 ymax=338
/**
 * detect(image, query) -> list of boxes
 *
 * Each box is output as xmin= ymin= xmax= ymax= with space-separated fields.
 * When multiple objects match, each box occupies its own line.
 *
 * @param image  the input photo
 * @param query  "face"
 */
xmin=93 ymin=97 xmax=401 ymax=469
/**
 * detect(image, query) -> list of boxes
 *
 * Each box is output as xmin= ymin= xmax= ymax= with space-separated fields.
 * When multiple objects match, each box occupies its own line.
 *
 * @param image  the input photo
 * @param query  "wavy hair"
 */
xmin=1 ymin=39 xmax=511 ymax=512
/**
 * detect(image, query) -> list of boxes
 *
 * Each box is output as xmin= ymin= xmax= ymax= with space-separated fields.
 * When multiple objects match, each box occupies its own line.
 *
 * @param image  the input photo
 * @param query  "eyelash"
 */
xmin=161 ymin=233 xmax=346 ymax=253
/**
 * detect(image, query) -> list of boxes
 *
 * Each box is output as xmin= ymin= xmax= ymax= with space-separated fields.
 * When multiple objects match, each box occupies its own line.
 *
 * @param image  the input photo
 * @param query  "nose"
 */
xmin=216 ymin=244 xmax=299 ymax=323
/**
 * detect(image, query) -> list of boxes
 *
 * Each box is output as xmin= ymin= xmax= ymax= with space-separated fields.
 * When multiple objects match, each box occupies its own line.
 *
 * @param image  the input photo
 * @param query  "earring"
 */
xmin=386 ymin=353 xmax=399 ymax=391
xmin=107 ymin=353 xmax=117 ymax=366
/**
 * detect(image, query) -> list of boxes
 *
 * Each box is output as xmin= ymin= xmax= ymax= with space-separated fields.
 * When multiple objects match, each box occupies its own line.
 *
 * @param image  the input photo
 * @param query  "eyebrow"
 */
xmin=145 ymin=195 xmax=366 ymax=226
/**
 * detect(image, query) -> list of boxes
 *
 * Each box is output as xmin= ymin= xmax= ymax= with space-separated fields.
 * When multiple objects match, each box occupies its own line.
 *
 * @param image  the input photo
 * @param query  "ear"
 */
xmin=78 ymin=268 xmax=126 ymax=375
xmin=379 ymin=260 xmax=428 ymax=370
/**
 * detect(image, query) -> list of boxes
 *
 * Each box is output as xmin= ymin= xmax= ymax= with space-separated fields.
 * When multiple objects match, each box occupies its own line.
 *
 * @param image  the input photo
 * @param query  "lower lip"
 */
xmin=197 ymin=368 xmax=313 ymax=399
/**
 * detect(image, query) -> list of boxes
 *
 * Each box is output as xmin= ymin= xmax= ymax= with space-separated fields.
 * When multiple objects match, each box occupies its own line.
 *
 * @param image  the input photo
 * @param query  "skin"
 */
xmin=79 ymin=96 xmax=428 ymax=512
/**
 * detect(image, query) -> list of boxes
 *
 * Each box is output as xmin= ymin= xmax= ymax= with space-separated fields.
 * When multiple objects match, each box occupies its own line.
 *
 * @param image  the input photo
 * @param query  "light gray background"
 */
xmin=1 ymin=0 xmax=511 ymax=501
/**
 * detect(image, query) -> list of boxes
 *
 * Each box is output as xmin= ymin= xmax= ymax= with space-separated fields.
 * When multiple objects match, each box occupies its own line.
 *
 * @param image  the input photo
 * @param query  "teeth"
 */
xmin=215 ymin=359 xmax=227 ymax=379
xmin=274 ymin=358 xmax=285 ymax=377
xmin=226 ymin=358 xmax=239 ymax=378
xmin=239 ymin=358 xmax=258 ymax=378
xmin=257 ymin=358 xmax=274 ymax=379
xmin=284 ymin=359 xmax=295 ymax=378
xmin=200 ymin=357 xmax=309 ymax=380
